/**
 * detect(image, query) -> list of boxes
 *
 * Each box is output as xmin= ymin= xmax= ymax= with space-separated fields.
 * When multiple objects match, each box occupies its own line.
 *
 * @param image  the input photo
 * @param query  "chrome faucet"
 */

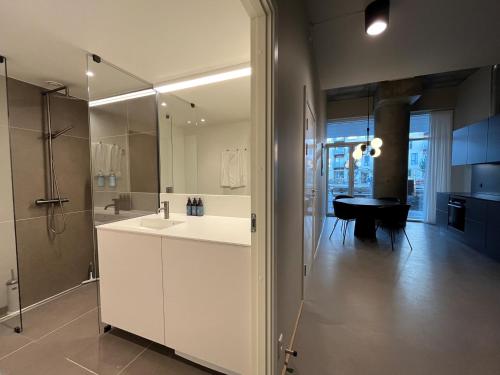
xmin=104 ymin=198 xmax=120 ymax=215
xmin=157 ymin=201 xmax=169 ymax=219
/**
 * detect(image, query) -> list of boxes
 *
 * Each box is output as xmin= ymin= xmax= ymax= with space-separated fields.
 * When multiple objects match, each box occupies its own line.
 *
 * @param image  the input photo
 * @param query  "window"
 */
xmin=407 ymin=113 xmax=430 ymax=220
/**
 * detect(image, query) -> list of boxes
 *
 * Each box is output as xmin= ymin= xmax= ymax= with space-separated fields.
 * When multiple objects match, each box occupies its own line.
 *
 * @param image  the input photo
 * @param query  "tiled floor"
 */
xmin=289 ymin=220 xmax=500 ymax=375
xmin=0 ymin=284 xmax=218 ymax=374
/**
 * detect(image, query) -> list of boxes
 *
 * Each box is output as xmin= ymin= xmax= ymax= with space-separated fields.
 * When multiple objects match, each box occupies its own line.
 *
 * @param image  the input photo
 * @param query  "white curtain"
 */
xmin=423 ymin=110 xmax=453 ymax=223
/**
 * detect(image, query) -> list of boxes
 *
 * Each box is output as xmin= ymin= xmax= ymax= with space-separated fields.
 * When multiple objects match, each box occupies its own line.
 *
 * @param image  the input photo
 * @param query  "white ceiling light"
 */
xmin=200 ymin=118 xmax=206 ymax=122
xmin=366 ymin=21 xmax=387 ymax=36
xmin=155 ymin=67 xmax=251 ymax=94
xmin=89 ymin=88 xmax=156 ymax=107
xmin=365 ymin=0 xmax=390 ymax=36
xmin=86 ymin=71 xmax=94 ymax=77
xmin=161 ymin=102 xmax=167 ymax=107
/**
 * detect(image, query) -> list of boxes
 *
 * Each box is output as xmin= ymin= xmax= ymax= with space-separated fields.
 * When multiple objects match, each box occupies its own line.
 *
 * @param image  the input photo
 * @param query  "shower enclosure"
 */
xmin=0 ymin=57 xmax=22 ymax=335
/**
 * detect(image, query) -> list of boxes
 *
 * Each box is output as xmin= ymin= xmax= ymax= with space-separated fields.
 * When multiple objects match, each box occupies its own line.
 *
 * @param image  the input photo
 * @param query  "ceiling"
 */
xmin=159 ymin=75 xmax=251 ymax=127
xmin=307 ymin=0 xmax=500 ymax=90
xmin=0 ymin=0 xmax=250 ymax=98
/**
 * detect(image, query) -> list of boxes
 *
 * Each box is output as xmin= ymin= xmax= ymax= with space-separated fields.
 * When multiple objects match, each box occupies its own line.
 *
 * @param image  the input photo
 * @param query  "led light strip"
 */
xmin=89 ymin=67 xmax=251 ymax=107
xmin=154 ymin=67 xmax=251 ymax=93
xmin=89 ymin=88 xmax=156 ymax=107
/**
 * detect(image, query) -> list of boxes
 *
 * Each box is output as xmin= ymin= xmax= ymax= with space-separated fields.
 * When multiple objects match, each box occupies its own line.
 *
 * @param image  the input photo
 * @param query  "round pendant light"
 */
xmin=365 ymin=0 xmax=390 ymax=36
xmin=352 ymin=96 xmax=383 ymax=160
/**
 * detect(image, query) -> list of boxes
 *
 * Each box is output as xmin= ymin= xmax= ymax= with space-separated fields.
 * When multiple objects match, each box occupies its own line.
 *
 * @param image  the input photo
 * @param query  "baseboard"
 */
xmin=280 ymin=300 xmax=304 ymax=375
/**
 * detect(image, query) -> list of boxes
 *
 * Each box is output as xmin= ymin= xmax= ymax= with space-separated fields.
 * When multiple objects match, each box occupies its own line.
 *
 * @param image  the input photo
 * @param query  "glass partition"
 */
xmin=88 ymin=56 xmax=159 ymax=226
xmin=0 ymin=57 xmax=22 ymax=333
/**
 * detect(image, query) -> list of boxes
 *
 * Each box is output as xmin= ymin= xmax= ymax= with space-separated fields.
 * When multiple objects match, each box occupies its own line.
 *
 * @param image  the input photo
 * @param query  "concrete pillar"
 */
xmin=373 ymin=79 xmax=422 ymax=203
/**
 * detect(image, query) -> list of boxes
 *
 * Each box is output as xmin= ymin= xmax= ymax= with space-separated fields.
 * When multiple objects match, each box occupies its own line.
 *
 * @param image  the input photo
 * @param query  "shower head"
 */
xmin=49 ymin=126 xmax=74 ymax=139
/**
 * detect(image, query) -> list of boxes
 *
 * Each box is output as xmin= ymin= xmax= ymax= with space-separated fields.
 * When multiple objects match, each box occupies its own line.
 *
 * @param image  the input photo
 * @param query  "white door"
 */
xmin=303 ymin=100 xmax=316 ymax=296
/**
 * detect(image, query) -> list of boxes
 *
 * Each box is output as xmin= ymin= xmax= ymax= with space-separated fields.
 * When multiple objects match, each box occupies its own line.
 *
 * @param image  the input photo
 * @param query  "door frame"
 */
xmin=241 ymin=0 xmax=275 ymax=373
xmin=302 ymin=89 xmax=317 ymax=298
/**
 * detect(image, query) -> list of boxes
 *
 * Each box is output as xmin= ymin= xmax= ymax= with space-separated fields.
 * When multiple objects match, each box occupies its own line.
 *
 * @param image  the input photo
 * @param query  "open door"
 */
xmin=303 ymin=92 xmax=317 ymax=297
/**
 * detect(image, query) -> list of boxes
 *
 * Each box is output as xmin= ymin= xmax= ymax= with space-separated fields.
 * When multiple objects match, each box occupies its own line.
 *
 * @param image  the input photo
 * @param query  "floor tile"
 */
xmin=0 ymin=323 xmax=32 ymax=360
xmin=121 ymin=343 xmax=218 ymax=375
xmin=291 ymin=220 xmax=500 ymax=375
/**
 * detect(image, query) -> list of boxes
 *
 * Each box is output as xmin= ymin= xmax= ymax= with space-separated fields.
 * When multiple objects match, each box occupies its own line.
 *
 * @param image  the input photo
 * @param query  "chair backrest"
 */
xmin=335 ymin=194 xmax=353 ymax=200
xmin=333 ymin=200 xmax=357 ymax=220
xmin=377 ymin=204 xmax=410 ymax=228
xmin=377 ymin=197 xmax=400 ymax=203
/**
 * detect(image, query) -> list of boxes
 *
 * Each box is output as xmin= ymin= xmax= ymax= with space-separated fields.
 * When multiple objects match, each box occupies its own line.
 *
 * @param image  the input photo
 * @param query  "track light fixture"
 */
xmin=365 ymin=0 xmax=390 ymax=36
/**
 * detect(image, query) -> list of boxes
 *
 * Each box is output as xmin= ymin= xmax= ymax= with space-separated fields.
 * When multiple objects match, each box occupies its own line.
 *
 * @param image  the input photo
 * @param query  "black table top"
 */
xmin=336 ymin=198 xmax=400 ymax=207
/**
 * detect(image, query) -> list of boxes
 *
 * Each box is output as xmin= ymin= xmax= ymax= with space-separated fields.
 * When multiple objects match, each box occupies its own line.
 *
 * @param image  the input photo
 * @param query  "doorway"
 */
xmin=326 ymin=143 xmax=374 ymax=216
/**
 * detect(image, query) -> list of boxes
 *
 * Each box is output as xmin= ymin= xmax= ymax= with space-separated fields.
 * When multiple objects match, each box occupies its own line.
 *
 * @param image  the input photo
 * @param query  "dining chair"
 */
xmin=376 ymin=204 xmax=412 ymax=251
xmin=329 ymin=200 xmax=356 ymax=244
xmin=329 ymin=194 xmax=353 ymax=240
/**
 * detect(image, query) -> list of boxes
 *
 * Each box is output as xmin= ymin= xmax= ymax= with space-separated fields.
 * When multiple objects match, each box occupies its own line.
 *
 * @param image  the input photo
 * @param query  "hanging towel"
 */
xmin=220 ymin=150 xmax=234 ymax=187
xmin=238 ymin=148 xmax=248 ymax=187
xmin=109 ymin=144 xmax=123 ymax=177
xmin=220 ymin=149 xmax=248 ymax=189
xmin=91 ymin=142 xmax=113 ymax=176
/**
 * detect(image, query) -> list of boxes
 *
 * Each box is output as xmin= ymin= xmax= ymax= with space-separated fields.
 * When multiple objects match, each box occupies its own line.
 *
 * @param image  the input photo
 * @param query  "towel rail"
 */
xmin=35 ymin=198 xmax=70 ymax=206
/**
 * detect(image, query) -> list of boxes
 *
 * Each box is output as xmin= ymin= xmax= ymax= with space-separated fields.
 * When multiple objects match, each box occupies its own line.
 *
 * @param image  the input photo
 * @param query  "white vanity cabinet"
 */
xmin=162 ymin=237 xmax=251 ymax=374
xmin=98 ymin=230 xmax=165 ymax=345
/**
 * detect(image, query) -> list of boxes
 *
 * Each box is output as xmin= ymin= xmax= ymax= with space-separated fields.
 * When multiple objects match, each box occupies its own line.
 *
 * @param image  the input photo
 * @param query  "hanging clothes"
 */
xmin=220 ymin=148 xmax=248 ymax=189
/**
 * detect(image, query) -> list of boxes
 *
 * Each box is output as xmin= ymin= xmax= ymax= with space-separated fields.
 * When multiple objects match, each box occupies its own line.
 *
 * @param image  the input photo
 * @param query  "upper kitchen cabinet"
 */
xmin=452 ymin=127 xmax=468 ymax=166
xmin=467 ymin=120 xmax=489 ymax=164
xmin=487 ymin=114 xmax=500 ymax=162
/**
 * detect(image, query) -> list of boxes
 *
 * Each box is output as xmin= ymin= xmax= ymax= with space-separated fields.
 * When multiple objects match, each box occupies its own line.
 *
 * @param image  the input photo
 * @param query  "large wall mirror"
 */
xmin=158 ymin=75 xmax=250 ymax=195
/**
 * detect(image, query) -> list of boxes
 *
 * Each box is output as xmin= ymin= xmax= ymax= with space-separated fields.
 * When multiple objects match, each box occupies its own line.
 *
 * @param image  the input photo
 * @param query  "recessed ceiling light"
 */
xmin=155 ymin=67 xmax=251 ymax=94
xmin=365 ymin=0 xmax=390 ymax=36
xmin=161 ymin=102 xmax=167 ymax=107
xmin=187 ymin=120 xmax=191 ymax=124
xmin=86 ymin=71 xmax=94 ymax=77
xmin=201 ymin=118 xmax=206 ymax=122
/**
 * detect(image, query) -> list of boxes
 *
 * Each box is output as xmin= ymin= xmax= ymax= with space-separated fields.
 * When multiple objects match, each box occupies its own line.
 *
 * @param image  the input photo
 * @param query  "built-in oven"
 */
xmin=448 ymin=197 xmax=466 ymax=232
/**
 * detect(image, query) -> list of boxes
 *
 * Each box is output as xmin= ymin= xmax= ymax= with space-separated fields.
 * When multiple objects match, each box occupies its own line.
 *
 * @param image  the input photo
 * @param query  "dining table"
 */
xmin=336 ymin=198 xmax=400 ymax=239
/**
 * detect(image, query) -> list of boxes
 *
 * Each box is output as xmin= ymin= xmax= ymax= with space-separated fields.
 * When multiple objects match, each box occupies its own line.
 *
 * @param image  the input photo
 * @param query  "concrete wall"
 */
xmin=273 ymin=0 xmax=326 ymax=371
xmin=327 ymin=86 xmax=457 ymax=121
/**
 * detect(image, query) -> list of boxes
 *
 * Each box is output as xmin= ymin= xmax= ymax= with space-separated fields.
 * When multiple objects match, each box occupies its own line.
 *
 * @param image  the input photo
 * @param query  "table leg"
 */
xmin=354 ymin=217 xmax=377 ymax=238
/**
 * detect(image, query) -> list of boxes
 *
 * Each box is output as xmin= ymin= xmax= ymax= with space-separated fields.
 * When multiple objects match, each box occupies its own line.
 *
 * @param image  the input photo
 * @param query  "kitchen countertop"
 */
xmin=444 ymin=192 xmax=500 ymax=202
xmin=96 ymin=213 xmax=251 ymax=247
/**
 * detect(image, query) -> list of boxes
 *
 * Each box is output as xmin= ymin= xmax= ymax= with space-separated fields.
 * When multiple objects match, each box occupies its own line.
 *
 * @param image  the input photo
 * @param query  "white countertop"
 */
xmin=96 ymin=213 xmax=251 ymax=247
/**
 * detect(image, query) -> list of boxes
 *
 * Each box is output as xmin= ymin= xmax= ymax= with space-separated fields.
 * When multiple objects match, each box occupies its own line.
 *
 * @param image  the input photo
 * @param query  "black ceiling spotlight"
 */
xmin=365 ymin=0 xmax=390 ymax=36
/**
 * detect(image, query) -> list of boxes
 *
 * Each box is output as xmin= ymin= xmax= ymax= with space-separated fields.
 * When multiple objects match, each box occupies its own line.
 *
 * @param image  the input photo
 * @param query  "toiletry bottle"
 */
xmin=197 ymin=198 xmax=204 ymax=216
xmin=192 ymin=198 xmax=198 ymax=216
xmin=97 ymin=172 xmax=105 ymax=187
xmin=186 ymin=198 xmax=192 ymax=216
xmin=108 ymin=172 xmax=116 ymax=188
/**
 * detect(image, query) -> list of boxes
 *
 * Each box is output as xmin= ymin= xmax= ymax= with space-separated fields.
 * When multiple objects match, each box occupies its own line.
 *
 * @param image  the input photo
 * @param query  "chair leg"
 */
xmin=390 ymin=229 xmax=394 ymax=251
xmin=329 ymin=218 xmax=339 ymax=239
xmin=402 ymin=228 xmax=413 ymax=251
xmin=343 ymin=221 xmax=348 ymax=245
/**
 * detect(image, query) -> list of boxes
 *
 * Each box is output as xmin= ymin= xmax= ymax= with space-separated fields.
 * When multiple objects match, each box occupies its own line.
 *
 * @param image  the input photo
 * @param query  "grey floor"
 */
xmin=289 ymin=219 xmax=500 ymax=375
xmin=0 ymin=284 xmax=218 ymax=375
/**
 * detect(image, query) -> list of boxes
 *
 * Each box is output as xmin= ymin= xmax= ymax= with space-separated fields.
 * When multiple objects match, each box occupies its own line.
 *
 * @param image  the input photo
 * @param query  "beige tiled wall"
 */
xmin=7 ymin=78 xmax=94 ymax=307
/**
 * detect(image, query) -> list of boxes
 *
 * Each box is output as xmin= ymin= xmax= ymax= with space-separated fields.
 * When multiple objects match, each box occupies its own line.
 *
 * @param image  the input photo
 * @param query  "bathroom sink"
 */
xmin=140 ymin=218 xmax=183 ymax=230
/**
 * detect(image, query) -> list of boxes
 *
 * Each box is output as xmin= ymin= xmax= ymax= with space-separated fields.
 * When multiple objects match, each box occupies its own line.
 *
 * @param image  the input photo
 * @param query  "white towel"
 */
xmin=220 ymin=150 xmax=234 ymax=187
xmin=109 ymin=144 xmax=122 ymax=177
xmin=92 ymin=142 xmax=113 ymax=176
xmin=220 ymin=149 xmax=248 ymax=189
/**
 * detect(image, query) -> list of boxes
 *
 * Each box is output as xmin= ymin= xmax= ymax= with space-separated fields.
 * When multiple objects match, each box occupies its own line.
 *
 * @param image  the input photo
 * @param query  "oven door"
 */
xmin=448 ymin=200 xmax=465 ymax=232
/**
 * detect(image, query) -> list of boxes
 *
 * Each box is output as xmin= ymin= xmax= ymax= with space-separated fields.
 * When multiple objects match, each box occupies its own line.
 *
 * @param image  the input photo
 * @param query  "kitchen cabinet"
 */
xmin=467 ymin=120 xmax=489 ymax=164
xmin=485 ymin=201 xmax=500 ymax=261
xmin=98 ymin=230 xmax=165 ymax=345
xmin=163 ymin=237 xmax=251 ymax=375
xmin=452 ymin=127 xmax=468 ymax=166
xmin=487 ymin=115 xmax=500 ymax=162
